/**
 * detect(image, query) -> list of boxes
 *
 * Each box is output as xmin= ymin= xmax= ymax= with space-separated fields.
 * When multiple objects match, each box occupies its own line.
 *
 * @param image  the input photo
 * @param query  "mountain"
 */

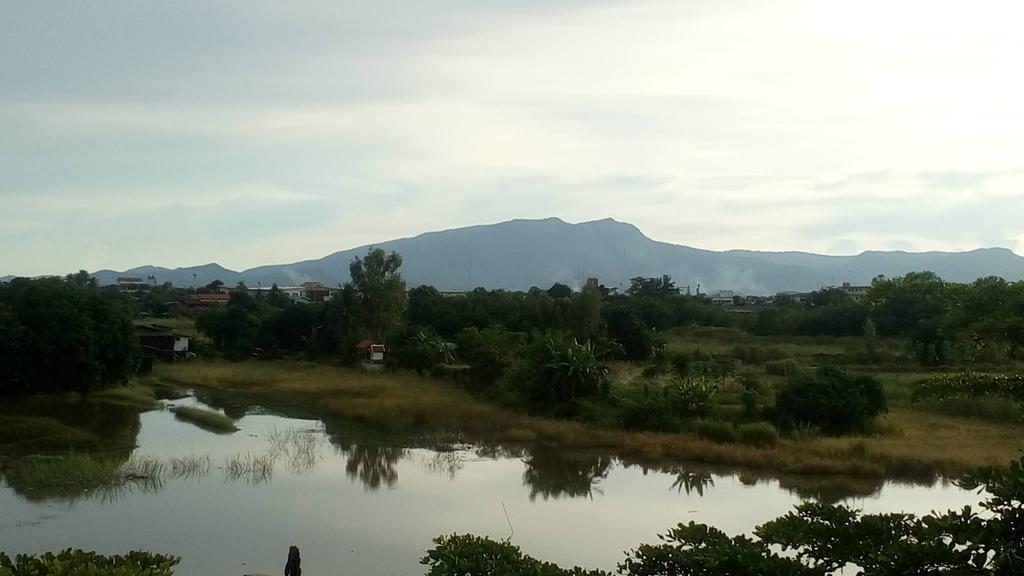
xmin=88 ymin=218 xmax=1024 ymax=295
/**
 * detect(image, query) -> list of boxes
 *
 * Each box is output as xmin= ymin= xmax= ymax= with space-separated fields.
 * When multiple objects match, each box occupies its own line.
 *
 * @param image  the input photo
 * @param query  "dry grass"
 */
xmin=151 ymin=360 xmax=1024 ymax=480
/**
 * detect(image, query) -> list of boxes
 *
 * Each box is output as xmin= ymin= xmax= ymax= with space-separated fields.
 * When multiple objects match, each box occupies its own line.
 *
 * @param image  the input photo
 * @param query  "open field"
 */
xmin=150 ymin=359 xmax=1024 ymax=480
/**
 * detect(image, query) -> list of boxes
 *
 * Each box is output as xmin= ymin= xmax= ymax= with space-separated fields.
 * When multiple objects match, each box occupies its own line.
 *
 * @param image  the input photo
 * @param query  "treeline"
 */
xmin=0 ymin=274 xmax=139 ymax=395
xmin=746 ymin=272 xmax=1024 ymax=365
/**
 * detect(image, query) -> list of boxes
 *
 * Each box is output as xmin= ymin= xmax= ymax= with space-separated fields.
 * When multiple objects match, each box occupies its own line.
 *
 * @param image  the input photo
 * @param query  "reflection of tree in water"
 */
xmin=337 ymin=445 xmax=406 ymax=490
xmin=521 ymin=448 xmax=612 ymax=501
xmin=668 ymin=469 xmax=715 ymax=496
xmin=777 ymin=475 xmax=888 ymax=504
xmin=423 ymin=450 xmax=464 ymax=480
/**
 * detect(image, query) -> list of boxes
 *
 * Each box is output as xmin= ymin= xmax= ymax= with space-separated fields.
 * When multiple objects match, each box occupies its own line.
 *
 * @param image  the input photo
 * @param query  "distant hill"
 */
xmin=87 ymin=217 xmax=1024 ymax=295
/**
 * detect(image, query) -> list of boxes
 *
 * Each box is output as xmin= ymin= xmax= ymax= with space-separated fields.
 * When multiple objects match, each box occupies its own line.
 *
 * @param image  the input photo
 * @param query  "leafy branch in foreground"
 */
xmin=423 ymin=458 xmax=1024 ymax=575
xmin=0 ymin=549 xmax=179 ymax=576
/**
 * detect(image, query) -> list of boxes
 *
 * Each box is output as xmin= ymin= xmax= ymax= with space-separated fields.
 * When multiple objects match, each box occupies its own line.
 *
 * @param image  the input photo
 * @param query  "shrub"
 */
xmin=774 ymin=367 xmax=887 ymax=435
xmin=765 ymin=359 xmax=799 ymax=377
xmin=0 ymin=550 xmax=179 ymax=576
xmin=737 ymin=422 xmax=779 ymax=448
xmin=694 ymin=420 xmax=738 ymax=444
xmin=422 ymin=534 xmax=608 ymax=576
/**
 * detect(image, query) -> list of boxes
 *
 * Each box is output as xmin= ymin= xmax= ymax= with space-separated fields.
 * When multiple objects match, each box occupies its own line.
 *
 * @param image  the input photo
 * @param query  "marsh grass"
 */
xmin=266 ymin=428 xmax=323 ymax=474
xmin=6 ymin=453 xmax=123 ymax=491
xmin=171 ymin=406 xmax=238 ymax=433
xmin=225 ymin=452 xmax=275 ymax=484
xmin=169 ymin=455 xmax=212 ymax=480
xmin=0 ymin=415 xmax=105 ymax=457
xmin=90 ymin=385 xmax=160 ymax=410
xmin=152 ymin=360 xmax=1024 ymax=480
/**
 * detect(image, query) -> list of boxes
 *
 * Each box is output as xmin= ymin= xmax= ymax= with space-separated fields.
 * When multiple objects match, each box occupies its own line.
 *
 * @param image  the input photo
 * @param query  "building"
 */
xmin=116 ymin=277 xmax=150 ymax=294
xmin=707 ymin=290 xmax=736 ymax=305
xmin=355 ymin=339 xmax=386 ymax=372
xmin=249 ymin=282 xmax=339 ymax=303
xmin=837 ymin=282 xmax=871 ymax=301
xmin=188 ymin=292 xmax=232 ymax=309
xmin=136 ymin=324 xmax=190 ymax=361
xmin=299 ymin=282 xmax=335 ymax=303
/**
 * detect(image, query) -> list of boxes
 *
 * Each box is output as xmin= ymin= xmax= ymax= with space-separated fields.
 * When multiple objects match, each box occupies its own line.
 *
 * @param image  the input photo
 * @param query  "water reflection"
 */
xmin=521 ymin=448 xmax=612 ymax=501
xmin=336 ymin=444 xmax=406 ymax=490
xmin=668 ymin=469 xmax=716 ymax=496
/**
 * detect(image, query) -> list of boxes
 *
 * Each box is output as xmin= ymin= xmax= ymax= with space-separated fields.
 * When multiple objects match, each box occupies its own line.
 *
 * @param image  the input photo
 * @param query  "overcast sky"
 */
xmin=3 ymin=0 xmax=1023 ymax=276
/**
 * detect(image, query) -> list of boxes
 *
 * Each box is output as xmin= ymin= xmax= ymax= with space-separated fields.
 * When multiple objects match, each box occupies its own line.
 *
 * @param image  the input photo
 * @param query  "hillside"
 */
xmin=87 ymin=218 xmax=1024 ymax=295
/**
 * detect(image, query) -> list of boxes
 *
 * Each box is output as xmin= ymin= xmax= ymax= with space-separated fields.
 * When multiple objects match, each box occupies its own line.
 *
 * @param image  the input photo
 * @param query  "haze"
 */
xmin=3 ymin=0 xmax=1023 ymax=277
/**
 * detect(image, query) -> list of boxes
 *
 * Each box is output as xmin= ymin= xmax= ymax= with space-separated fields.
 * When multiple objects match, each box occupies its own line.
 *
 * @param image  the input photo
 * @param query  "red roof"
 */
xmin=355 ymin=339 xmax=374 ymax=349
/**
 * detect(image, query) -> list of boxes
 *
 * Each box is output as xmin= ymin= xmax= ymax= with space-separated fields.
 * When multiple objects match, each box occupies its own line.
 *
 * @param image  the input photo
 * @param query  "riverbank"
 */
xmin=148 ymin=360 xmax=1023 ymax=480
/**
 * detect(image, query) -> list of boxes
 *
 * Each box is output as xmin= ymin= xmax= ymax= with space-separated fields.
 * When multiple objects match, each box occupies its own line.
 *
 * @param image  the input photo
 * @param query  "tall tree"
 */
xmin=349 ymin=248 xmax=406 ymax=341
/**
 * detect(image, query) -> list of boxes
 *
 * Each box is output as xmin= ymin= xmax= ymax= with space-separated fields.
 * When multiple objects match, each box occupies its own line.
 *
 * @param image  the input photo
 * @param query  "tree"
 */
xmin=349 ymin=248 xmax=406 ymax=341
xmin=626 ymin=275 xmax=679 ymax=298
xmin=528 ymin=336 xmax=609 ymax=408
xmin=547 ymin=282 xmax=572 ymax=299
xmin=774 ymin=367 xmax=886 ymax=435
xmin=0 ymin=278 xmax=139 ymax=394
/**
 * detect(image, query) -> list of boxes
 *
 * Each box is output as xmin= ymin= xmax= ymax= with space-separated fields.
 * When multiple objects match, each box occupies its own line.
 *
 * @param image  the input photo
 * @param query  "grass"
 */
xmin=90 ymin=385 xmax=161 ymax=410
xmin=0 ymin=415 xmax=106 ymax=457
xmin=171 ymin=405 xmax=238 ymax=433
xmin=4 ymin=453 xmax=123 ymax=491
xmin=151 ymin=359 xmax=1024 ymax=481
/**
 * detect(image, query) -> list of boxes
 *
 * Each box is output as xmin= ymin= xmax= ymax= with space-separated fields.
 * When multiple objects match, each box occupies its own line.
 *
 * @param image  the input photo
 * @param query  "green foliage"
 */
xmin=422 ymin=535 xmax=608 ymax=576
xmin=626 ymin=275 xmax=679 ymax=298
xmin=915 ymin=371 xmax=1024 ymax=420
xmin=764 ymin=359 xmax=799 ymax=377
xmin=603 ymin=304 xmax=659 ymax=361
xmin=618 ymin=378 xmax=718 ymax=432
xmin=620 ymin=522 xmax=813 ymax=576
xmin=694 ymin=420 xmax=738 ymax=444
xmin=736 ymin=422 xmax=779 ymax=448
xmin=429 ymin=458 xmax=1024 ymax=576
xmin=0 ymin=277 xmax=139 ymax=395
xmin=774 ymin=367 xmax=887 ymax=435
xmin=400 ymin=330 xmax=455 ymax=375
xmin=528 ymin=337 xmax=609 ymax=409
xmin=0 ymin=549 xmax=179 ymax=576
xmin=456 ymin=326 xmax=527 ymax=386
xmin=349 ymin=247 xmax=407 ymax=340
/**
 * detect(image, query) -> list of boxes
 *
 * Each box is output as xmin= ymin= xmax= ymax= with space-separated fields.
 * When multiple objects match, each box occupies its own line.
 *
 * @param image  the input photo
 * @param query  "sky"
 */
xmin=3 ymin=0 xmax=1024 ymax=276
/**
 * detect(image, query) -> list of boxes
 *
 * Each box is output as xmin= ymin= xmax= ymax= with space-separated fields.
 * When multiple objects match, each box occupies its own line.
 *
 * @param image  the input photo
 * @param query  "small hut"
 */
xmin=355 ymin=339 xmax=387 ymax=372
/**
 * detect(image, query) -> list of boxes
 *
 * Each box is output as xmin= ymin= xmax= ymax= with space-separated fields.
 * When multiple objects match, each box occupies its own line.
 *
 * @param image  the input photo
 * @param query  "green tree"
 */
xmin=626 ymin=275 xmax=679 ymax=298
xmin=349 ymin=248 xmax=406 ymax=341
xmin=774 ymin=367 xmax=887 ymax=435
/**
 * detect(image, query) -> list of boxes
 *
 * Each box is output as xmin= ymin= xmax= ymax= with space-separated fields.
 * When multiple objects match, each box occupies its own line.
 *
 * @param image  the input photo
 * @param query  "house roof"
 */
xmin=355 ymin=339 xmax=374 ymax=349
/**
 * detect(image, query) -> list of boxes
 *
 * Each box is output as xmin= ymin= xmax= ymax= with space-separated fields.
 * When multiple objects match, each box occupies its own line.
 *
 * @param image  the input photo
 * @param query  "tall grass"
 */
xmin=151 ymin=360 xmax=1024 ymax=480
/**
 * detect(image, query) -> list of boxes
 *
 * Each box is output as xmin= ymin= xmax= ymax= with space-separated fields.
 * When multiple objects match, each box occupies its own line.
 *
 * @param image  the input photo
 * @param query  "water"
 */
xmin=0 ymin=394 xmax=984 ymax=575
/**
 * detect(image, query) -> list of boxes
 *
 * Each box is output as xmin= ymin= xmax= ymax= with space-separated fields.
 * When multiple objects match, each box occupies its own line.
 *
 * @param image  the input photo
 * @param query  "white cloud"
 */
xmin=2 ymin=0 xmax=1024 ymax=275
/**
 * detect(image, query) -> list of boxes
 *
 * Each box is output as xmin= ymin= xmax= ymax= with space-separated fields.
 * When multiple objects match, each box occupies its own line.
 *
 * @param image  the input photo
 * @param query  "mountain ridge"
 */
xmin=51 ymin=218 xmax=1024 ymax=294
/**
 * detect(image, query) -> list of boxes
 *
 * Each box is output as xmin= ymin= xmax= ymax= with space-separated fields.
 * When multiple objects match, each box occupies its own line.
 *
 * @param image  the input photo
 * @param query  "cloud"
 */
xmin=2 ymin=0 xmax=1024 ymax=275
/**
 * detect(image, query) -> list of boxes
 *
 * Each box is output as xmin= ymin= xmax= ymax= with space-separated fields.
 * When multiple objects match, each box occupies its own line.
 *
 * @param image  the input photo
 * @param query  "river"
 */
xmin=0 ymin=393 xmax=983 ymax=575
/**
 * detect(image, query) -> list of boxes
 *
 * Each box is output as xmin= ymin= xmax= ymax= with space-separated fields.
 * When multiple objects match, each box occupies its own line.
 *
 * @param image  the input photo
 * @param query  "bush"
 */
xmin=765 ymin=359 xmax=799 ymax=377
xmin=694 ymin=420 xmax=738 ymax=444
xmin=0 ymin=549 xmax=179 ymax=576
xmin=422 ymin=534 xmax=608 ymax=576
xmin=737 ymin=422 xmax=779 ymax=448
xmin=774 ymin=367 xmax=887 ymax=435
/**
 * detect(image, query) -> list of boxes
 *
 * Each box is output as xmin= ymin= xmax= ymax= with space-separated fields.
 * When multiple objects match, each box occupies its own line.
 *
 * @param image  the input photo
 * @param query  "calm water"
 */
xmin=0 ymin=394 xmax=983 ymax=575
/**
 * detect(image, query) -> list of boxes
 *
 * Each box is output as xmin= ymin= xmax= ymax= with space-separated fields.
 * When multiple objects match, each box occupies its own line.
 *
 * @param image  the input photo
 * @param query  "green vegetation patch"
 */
xmin=4 ymin=453 xmax=123 ymax=491
xmin=90 ymin=385 xmax=160 ymax=410
xmin=0 ymin=415 xmax=105 ymax=457
xmin=171 ymin=406 xmax=238 ymax=433
xmin=0 ymin=549 xmax=179 ymax=576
